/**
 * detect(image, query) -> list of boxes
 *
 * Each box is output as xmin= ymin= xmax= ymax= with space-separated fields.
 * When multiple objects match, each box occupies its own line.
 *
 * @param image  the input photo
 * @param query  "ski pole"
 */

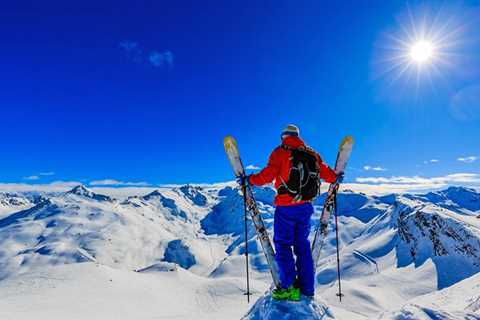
xmin=334 ymin=190 xmax=344 ymax=302
xmin=242 ymin=183 xmax=251 ymax=303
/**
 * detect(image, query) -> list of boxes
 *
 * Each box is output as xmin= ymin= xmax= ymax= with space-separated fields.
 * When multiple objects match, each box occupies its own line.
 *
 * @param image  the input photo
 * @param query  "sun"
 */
xmin=409 ymin=40 xmax=434 ymax=64
xmin=372 ymin=3 xmax=470 ymax=91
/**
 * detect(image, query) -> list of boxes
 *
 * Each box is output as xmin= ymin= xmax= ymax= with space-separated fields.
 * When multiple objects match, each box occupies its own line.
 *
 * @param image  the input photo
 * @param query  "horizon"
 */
xmin=1 ymin=179 xmax=478 ymax=199
xmin=1 ymin=1 xmax=479 ymax=194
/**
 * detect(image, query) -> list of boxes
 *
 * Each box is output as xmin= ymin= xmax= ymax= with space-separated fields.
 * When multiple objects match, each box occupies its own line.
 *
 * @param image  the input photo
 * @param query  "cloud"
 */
xmin=423 ymin=159 xmax=439 ymax=164
xmin=22 ymin=172 xmax=55 ymax=181
xmin=119 ymin=40 xmax=143 ymax=63
xmin=120 ymin=40 xmax=173 ymax=68
xmin=149 ymin=51 xmax=174 ymax=68
xmin=0 ymin=181 xmax=83 ymax=193
xmin=23 ymin=175 xmax=40 ymax=180
xmin=1 ymin=173 xmax=479 ymax=199
xmin=119 ymin=40 xmax=138 ymax=51
xmin=363 ymin=165 xmax=387 ymax=171
xmin=0 ymin=181 xmax=157 ymax=199
xmin=457 ymin=156 xmax=477 ymax=163
xmin=356 ymin=173 xmax=480 ymax=184
xmin=89 ymin=179 xmax=150 ymax=187
xmin=352 ymin=173 xmax=480 ymax=194
xmin=246 ymin=165 xmax=260 ymax=170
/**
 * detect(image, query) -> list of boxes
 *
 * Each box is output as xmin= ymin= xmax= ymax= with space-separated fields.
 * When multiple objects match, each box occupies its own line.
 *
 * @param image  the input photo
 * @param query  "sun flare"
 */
xmin=373 ymin=4 xmax=470 ymax=90
xmin=409 ymin=41 xmax=434 ymax=64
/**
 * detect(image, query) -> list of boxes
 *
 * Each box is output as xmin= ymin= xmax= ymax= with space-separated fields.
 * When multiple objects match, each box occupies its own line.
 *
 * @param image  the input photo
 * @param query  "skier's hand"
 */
xmin=336 ymin=172 xmax=344 ymax=183
xmin=236 ymin=174 xmax=249 ymax=186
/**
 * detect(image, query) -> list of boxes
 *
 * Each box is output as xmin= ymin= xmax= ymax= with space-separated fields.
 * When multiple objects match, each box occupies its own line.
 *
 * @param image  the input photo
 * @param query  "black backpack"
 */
xmin=277 ymin=146 xmax=321 ymax=202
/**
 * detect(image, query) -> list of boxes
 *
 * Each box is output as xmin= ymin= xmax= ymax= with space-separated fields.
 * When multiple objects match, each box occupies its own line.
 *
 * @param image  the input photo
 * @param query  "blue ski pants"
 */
xmin=273 ymin=202 xmax=315 ymax=296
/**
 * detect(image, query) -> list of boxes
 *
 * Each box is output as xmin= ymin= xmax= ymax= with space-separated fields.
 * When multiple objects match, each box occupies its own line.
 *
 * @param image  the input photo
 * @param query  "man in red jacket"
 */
xmin=243 ymin=124 xmax=338 ymax=300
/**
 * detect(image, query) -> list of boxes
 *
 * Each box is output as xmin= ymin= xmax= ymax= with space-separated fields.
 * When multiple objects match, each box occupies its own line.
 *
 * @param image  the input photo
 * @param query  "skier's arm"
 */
xmin=317 ymin=154 xmax=337 ymax=183
xmin=248 ymin=150 xmax=280 ymax=186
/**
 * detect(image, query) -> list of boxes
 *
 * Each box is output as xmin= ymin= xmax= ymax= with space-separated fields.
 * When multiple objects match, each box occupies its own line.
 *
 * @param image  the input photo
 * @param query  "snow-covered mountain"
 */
xmin=379 ymin=272 xmax=480 ymax=319
xmin=0 ymin=192 xmax=35 ymax=219
xmin=0 ymin=184 xmax=229 ymax=280
xmin=0 ymin=184 xmax=479 ymax=319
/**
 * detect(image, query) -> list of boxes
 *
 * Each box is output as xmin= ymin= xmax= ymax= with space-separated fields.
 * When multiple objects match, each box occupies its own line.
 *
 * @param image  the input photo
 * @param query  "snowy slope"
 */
xmin=0 ymin=192 xmax=34 ymax=219
xmin=315 ymin=190 xmax=480 ymax=319
xmin=379 ymin=272 xmax=480 ymax=319
xmin=0 ymin=185 xmax=227 ymax=281
xmin=242 ymin=292 xmax=335 ymax=320
xmin=0 ymin=184 xmax=479 ymax=319
xmin=0 ymin=262 xmax=252 ymax=320
xmin=419 ymin=186 xmax=480 ymax=213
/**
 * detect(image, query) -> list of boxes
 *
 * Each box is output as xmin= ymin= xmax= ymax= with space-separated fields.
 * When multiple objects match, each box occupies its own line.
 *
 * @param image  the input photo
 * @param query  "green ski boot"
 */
xmin=289 ymin=287 xmax=300 ymax=301
xmin=272 ymin=287 xmax=290 ymax=300
xmin=272 ymin=286 xmax=300 ymax=301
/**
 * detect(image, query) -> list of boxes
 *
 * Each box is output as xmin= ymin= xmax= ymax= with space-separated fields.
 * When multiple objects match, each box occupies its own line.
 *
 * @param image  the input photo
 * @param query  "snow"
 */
xmin=242 ymin=292 xmax=335 ymax=320
xmin=0 ymin=262 xmax=251 ymax=320
xmin=0 ymin=192 xmax=34 ymax=219
xmin=379 ymin=272 xmax=480 ymax=319
xmin=0 ymin=184 xmax=479 ymax=319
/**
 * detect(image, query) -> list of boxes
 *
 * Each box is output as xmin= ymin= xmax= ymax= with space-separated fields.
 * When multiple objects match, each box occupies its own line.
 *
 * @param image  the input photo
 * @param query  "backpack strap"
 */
xmin=277 ymin=175 xmax=298 ymax=196
xmin=304 ymin=145 xmax=323 ymax=169
xmin=277 ymin=145 xmax=297 ymax=196
xmin=281 ymin=144 xmax=321 ymax=164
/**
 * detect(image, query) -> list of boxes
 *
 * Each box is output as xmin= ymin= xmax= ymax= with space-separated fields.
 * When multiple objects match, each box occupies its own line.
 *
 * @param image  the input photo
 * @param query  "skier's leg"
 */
xmin=293 ymin=203 xmax=315 ymax=296
xmin=294 ymin=222 xmax=301 ymax=285
xmin=273 ymin=206 xmax=296 ymax=289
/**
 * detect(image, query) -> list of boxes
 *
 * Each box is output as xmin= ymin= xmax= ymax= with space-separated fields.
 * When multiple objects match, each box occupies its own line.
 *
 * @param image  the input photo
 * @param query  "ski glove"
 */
xmin=336 ymin=172 xmax=344 ymax=183
xmin=236 ymin=174 xmax=250 ymax=186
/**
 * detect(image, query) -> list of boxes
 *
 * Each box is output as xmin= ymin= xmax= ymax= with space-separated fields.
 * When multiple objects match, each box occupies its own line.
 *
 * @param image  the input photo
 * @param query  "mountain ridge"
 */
xmin=0 ymin=184 xmax=479 ymax=319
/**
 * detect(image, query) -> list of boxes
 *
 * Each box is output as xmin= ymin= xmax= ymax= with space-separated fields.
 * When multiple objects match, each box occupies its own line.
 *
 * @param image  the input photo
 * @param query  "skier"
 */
xmin=237 ymin=124 xmax=342 ymax=301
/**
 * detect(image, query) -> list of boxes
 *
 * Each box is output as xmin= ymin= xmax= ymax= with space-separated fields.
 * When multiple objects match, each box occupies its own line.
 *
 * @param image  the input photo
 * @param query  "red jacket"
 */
xmin=248 ymin=136 xmax=337 ymax=206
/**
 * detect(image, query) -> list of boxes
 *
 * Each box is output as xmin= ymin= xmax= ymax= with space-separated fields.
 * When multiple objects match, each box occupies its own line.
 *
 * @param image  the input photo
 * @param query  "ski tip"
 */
xmin=223 ymin=136 xmax=237 ymax=149
xmin=340 ymin=135 xmax=354 ymax=147
xmin=223 ymin=135 xmax=236 ymax=145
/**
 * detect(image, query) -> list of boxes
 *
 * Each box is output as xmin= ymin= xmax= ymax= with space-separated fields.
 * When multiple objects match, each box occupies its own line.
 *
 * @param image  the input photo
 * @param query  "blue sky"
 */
xmin=1 ymin=1 xmax=479 ymax=192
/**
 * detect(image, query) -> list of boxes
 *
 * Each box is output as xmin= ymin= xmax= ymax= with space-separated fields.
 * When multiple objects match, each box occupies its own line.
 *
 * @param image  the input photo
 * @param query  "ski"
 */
xmin=223 ymin=136 xmax=281 ymax=288
xmin=311 ymin=136 xmax=354 ymax=274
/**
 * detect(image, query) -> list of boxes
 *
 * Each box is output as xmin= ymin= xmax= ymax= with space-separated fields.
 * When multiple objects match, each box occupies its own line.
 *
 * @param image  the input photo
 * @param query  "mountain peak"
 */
xmin=66 ymin=185 xmax=111 ymax=201
xmin=443 ymin=186 xmax=477 ymax=194
xmin=177 ymin=185 xmax=207 ymax=206
xmin=142 ymin=190 xmax=163 ymax=201
xmin=69 ymin=185 xmax=93 ymax=195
